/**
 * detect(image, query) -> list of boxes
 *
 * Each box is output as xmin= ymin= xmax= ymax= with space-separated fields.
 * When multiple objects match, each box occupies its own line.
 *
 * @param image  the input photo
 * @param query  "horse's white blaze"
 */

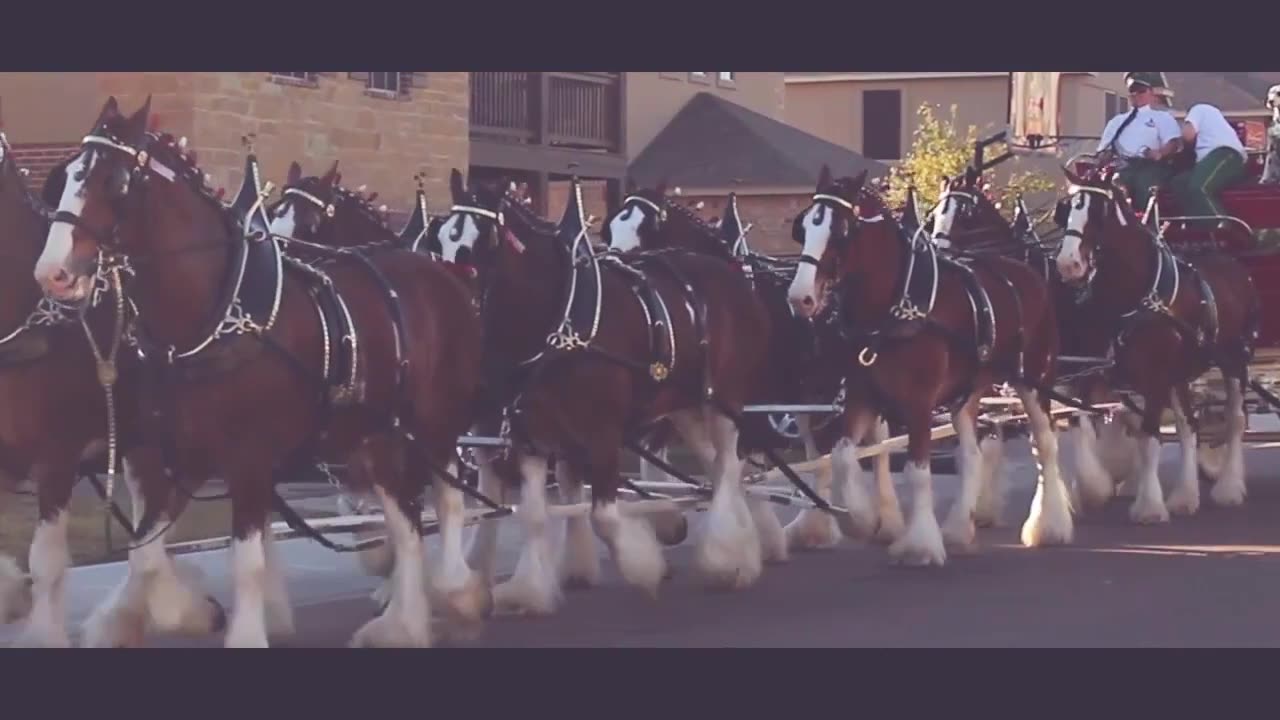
xmin=609 ymin=206 xmax=646 ymax=252
xmin=17 ymin=510 xmax=71 ymax=647
xmin=931 ymin=197 xmax=957 ymax=248
xmin=34 ymin=151 xmax=92 ymax=287
xmin=268 ymin=204 xmax=297 ymax=239
xmin=1056 ymin=193 xmax=1091 ymax=280
xmin=437 ymin=214 xmax=479 ymax=263
xmin=787 ymin=204 xmax=831 ymax=313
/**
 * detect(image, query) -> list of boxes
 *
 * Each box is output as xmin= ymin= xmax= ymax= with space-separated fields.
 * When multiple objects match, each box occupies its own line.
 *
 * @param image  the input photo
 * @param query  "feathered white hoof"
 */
xmin=747 ymin=498 xmax=789 ymax=563
xmin=350 ymin=610 xmax=431 ymax=648
xmin=838 ymin=477 xmax=878 ymax=540
xmin=696 ymin=491 xmax=762 ymax=590
xmin=81 ymin=601 xmax=147 ymax=648
xmin=1166 ymin=484 xmax=1201 ymax=516
xmin=1020 ymin=481 xmax=1075 ymax=547
xmin=1197 ymin=443 xmax=1226 ymax=481
xmin=941 ymin=510 xmax=976 ymax=552
xmin=1210 ymin=473 xmax=1247 ymax=507
xmin=153 ymin=562 xmax=228 ymax=636
xmin=646 ymin=509 xmax=690 ymax=547
xmin=559 ymin=515 xmax=602 ymax=589
xmin=784 ymin=508 xmax=842 ymax=551
xmin=872 ymin=497 xmax=905 ymax=544
xmin=600 ymin=511 xmax=667 ymax=599
xmin=492 ymin=543 xmax=561 ymax=616
xmin=434 ymin=569 xmax=493 ymax=624
xmin=1129 ymin=484 xmax=1170 ymax=524
xmin=0 ymin=555 xmax=32 ymax=624
xmin=887 ymin=510 xmax=946 ymax=567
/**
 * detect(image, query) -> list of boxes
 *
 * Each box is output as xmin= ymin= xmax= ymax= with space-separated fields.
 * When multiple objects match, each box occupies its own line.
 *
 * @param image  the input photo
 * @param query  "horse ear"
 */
xmin=450 ymin=168 xmax=466 ymax=201
xmin=122 ymin=95 xmax=151 ymax=141
xmin=817 ymin=164 xmax=832 ymax=188
xmin=95 ymin=96 xmax=120 ymax=126
xmin=323 ymin=160 xmax=340 ymax=184
xmin=287 ymin=161 xmax=302 ymax=185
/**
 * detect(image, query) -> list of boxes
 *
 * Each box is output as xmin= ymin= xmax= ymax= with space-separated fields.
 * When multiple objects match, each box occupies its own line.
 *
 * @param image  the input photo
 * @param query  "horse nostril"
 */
xmin=802 ymin=296 xmax=814 ymax=307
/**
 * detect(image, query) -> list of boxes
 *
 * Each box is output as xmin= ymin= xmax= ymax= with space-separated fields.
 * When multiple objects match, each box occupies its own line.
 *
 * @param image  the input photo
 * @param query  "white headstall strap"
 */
xmin=622 ymin=195 xmax=663 ymax=216
xmin=812 ymin=193 xmax=854 ymax=211
xmin=284 ymin=187 xmax=334 ymax=217
xmin=451 ymin=204 xmax=500 ymax=222
xmin=80 ymin=134 xmax=175 ymax=183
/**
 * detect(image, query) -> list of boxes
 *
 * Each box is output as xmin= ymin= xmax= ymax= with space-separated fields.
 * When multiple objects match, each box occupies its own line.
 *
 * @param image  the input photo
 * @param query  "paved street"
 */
xmin=5 ymin=439 xmax=1280 ymax=647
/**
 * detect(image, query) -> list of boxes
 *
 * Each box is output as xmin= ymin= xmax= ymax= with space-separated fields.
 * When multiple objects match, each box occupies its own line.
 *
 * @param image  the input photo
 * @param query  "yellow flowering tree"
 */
xmin=884 ymin=103 xmax=1058 ymax=230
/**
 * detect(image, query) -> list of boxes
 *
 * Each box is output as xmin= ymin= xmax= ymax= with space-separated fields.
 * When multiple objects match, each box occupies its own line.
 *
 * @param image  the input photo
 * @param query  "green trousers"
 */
xmin=1117 ymin=159 xmax=1171 ymax=212
xmin=1171 ymin=146 xmax=1246 ymax=229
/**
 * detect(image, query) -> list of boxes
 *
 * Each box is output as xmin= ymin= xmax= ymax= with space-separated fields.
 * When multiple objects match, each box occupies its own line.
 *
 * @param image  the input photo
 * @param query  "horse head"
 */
xmin=930 ymin=168 xmax=1007 ymax=249
xmin=604 ymin=176 xmax=668 ymax=252
xmin=1053 ymin=163 xmax=1141 ymax=290
xmin=269 ymin=160 xmax=394 ymax=248
xmin=786 ymin=163 xmax=880 ymax=318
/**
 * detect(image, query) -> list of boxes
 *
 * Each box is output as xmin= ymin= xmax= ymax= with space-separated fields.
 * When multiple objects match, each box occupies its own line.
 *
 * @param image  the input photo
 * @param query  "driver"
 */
xmin=1095 ymin=72 xmax=1182 ymax=210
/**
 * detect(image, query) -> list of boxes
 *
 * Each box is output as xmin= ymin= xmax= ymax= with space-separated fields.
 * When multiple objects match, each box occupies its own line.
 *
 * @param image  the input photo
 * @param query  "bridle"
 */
xmin=795 ymin=191 xmax=881 ymax=268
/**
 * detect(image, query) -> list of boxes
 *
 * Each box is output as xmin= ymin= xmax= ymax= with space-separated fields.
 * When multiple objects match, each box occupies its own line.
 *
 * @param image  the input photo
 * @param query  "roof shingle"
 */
xmin=627 ymin=92 xmax=888 ymax=189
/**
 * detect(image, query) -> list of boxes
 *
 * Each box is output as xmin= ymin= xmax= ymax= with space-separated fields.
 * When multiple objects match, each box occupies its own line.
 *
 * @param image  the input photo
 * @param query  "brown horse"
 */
xmin=1054 ymin=166 xmax=1260 ymax=520
xmin=788 ymin=165 xmax=1069 ymax=566
xmin=32 ymin=96 xmax=484 ymax=648
xmin=603 ymin=182 xmax=905 ymax=550
xmin=0 ymin=130 xmax=226 ymax=647
xmin=435 ymin=168 xmax=780 ymax=614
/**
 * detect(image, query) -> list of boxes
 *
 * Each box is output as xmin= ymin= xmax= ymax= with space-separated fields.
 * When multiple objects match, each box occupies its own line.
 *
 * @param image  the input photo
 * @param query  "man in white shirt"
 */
xmin=1171 ymin=102 xmax=1248 ymax=228
xmin=1096 ymin=72 xmax=1183 ymax=210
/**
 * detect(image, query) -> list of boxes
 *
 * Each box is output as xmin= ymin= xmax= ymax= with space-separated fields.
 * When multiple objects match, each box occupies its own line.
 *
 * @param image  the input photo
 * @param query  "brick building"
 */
xmin=0 ymin=72 xmax=472 ymax=219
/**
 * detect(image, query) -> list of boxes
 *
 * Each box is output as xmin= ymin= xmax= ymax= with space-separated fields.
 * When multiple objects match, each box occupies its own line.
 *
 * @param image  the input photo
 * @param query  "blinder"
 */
xmin=793 ymin=192 xmax=858 ymax=266
xmin=619 ymin=195 xmax=666 ymax=235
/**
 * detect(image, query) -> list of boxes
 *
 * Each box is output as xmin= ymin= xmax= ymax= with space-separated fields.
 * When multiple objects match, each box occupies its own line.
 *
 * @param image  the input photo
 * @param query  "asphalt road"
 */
xmin=6 ymin=439 xmax=1280 ymax=648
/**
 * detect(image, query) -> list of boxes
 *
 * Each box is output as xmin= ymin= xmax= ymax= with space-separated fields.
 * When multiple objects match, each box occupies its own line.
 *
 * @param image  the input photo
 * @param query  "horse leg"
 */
xmin=1128 ymin=388 xmax=1171 ymax=524
xmin=12 ymin=462 xmax=76 ymax=647
xmin=972 ymin=424 xmax=1007 ymax=528
xmin=1015 ymin=387 xmax=1074 ymax=547
xmin=831 ymin=407 xmax=881 ymax=542
xmin=869 ymin=418 xmax=906 ymax=543
xmin=887 ymin=404 xmax=947 ymax=567
xmin=557 ymin=460 xmax=601 ymax=589
xmin=941 ymin=392 xmax=986 ymax=551
xmin=1071 ymin=412 xmax=1115 ymax=508
xmin=587 ymin=449 xmax=667 ymax=599
xmin=687 ymin=407 xmax=763 ymax=590
xmin=81 ymin=448 xmax=225 ymax=647
xmin=491 ymin=452 xmax=561 ymax=616
xmin=636 ymin=444 xmax=690 ymax=547
xmin=1107 ymin=409 xmax=1144 ymax=497
xmin=350 ymin=476 xmax=433 ymax=648
xmin=0 ymin=553 xmax=30 ymax=625
xmin=784 ymin=414 xmax=842 ymax=551
xmin=464 ymin=445 xmax=505 ymax=583
xmin=1210 ymin=373 xmax=1248 ymax=506
xmin=422 ymin=455 xmax=492 ymax=627
xmin=1166 ymin=385 xmax=1202 ymax=516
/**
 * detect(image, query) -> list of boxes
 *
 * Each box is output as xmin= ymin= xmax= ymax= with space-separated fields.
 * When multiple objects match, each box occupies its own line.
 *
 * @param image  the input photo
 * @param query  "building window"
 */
xmin=862 ymin=89 xmax=901 ymax=161
xmin=1104 ymin=91 xmax=1130 ymax=122
xmin=268 ymin=72 xmax=318 ymax=87
xmin=689 ymin=72 xmax=710 ymax=84
xmin=717 ymin=72 xmax=736 ymax=88
xmin=349 ymin=72 xmax=418 ymax=98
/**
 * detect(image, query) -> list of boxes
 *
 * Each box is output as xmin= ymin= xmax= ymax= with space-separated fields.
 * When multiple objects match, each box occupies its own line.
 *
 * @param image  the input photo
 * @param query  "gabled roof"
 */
xmin=1166 ymin=72 xmax=1280 ymax=113
xmin=627 ymin=92 xmax=888 ymax=190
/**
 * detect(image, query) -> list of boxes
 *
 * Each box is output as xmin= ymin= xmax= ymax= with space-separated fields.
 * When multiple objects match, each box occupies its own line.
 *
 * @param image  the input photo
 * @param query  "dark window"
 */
xmin=349 ymin=72 xmax=419 ymax=97
xmin=862 ymin=89 xmax=901 ymax=160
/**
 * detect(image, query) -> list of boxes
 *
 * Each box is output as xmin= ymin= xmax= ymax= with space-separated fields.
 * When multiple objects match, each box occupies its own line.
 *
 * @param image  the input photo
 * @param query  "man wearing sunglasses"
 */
xmin=1095 ymin=72 xmax=1182 ymax=210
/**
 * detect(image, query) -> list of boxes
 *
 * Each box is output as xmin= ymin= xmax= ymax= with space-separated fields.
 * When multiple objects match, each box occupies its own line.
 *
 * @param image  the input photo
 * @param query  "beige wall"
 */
xmin=0 ymin=72 xmax=104 ymax=143
xmin=785 ymin=72 xmax=1127 ymax=163
xmin=626 ymin=72 xmax=784 ymax=158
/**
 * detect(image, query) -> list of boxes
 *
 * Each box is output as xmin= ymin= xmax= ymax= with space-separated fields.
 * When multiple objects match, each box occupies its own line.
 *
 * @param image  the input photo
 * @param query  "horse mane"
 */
xmin=661 ymin=198 xmax=736 ymax=259
xmin=498 ymin=189 xmax=560 ymax=237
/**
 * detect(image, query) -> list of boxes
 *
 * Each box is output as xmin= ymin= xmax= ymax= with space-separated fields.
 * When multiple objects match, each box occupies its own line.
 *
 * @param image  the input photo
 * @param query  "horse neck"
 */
xmin=955 ymin=207 xmax=1013 ymax=250
xmin=325 ymin=208 xmax=397 ymax=248
xmin=661 ymin=213 xmax=733 ymax=260
xmin=0 ymin=173 xmax=48 ymax=332
xmin=1091 ymin=221 xmax=1157 ymax=313
xmin=129 ymin=185 xmax=234 ymax=350
xmin=840 ymin=220 xmax=904 ymax=319
xmin=484 ymin=217 xmax=570 ymax=365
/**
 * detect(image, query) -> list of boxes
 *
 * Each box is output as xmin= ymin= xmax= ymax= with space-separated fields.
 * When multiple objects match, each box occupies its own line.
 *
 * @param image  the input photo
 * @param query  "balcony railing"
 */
xmin=470 ymin=72 xmax=622 ymax=153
